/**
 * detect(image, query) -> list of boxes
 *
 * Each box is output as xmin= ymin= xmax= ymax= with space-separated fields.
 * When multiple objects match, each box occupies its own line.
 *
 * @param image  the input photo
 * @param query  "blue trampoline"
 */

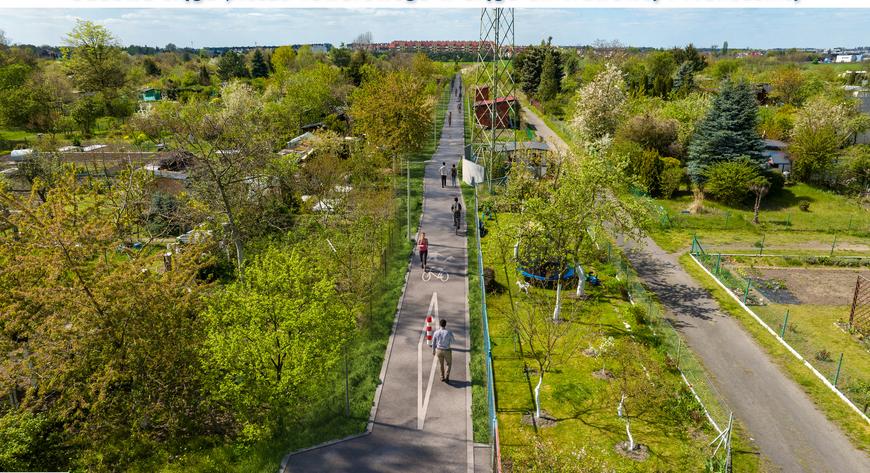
xmin=519 ymin=265 xmax=575 ymax=282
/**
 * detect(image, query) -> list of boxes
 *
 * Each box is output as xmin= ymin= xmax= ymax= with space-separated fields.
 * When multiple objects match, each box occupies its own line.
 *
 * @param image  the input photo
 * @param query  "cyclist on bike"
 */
xmin=451 ymin=197 xmax=462 ymax=233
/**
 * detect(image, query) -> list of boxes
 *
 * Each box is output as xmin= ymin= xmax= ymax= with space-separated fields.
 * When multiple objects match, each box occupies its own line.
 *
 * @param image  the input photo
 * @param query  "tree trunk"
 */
xmin=553 ymin=280 xmax=562 ymax=321
xmin=534 ymin=373 xmax=543 ymax=419
xmin=753 ymin=192 xmax=762 ymax=225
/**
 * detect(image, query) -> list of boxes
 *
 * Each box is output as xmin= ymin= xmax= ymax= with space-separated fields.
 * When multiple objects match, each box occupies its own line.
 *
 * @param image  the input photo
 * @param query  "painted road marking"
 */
xmin=417 ymin=292 xmax=439 ymax=430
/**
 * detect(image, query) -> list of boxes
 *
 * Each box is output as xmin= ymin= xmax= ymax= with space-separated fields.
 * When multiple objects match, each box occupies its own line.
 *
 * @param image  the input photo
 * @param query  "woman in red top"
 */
xmin=418 ymin=232 xmax=429 ymax=270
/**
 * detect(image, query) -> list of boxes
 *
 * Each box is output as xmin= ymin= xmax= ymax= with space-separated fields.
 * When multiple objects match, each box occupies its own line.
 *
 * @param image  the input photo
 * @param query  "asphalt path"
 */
xmin=283 ymin=77 xmax=473 ymax=473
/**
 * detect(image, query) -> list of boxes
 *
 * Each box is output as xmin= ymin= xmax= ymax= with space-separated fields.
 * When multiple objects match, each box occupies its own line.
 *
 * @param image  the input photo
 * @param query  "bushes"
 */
xmin=834 ymin=145 xmax=870 ymax=195
xmin=0 ymin=411 xmax=69 ymax=472
xmin=617 ymin=112 xmax=680 ymax=158
xmin=702 ymin=157 xmax=761 ymax=205
xmin=635 ymin=148 xmax=664 ymax=196
xmin=659 ymin=157 xmax=684 ymax=199
xmin=790 ymin=96 xmax=869 ymax=184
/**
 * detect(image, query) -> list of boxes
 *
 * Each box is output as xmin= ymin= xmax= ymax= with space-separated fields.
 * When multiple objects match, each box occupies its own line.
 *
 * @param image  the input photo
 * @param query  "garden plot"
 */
xmin=741 ymin=266 xmax=870 ymax=306
xmin=720 ymin=260 xmax=870 ymax=414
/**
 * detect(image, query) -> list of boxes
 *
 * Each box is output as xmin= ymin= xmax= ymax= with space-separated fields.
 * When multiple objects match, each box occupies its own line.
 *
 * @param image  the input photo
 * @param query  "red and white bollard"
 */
xmin=425 ymin=315 xmax=434 ymax=346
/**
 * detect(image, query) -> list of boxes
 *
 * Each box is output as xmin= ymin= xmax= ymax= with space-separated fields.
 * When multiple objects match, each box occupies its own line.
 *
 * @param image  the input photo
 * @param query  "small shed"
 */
xmin=140 ymin=88 xmax=162 ymax=102
xmin=474 ymin=96 xmax=519 ymax=129
xmin=763 ymin=139 xmax=791 ymax=172
xmin=494 ymin=141 xmax=551 ymax=177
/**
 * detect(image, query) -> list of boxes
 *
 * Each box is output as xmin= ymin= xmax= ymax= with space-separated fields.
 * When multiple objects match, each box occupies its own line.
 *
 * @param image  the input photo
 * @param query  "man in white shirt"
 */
xmin=432 ymin=319 xmax=455 ymax=382
xmin=439 ymin=162 xmax=447 ymax=188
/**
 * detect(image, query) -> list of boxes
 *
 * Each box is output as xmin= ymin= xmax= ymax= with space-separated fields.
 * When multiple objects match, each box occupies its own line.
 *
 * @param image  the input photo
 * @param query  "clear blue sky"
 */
xmin=1 ymin=8 xmax=868 ymax=49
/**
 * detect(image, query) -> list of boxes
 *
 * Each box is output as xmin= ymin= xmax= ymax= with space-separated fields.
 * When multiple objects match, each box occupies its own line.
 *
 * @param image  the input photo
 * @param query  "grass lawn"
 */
xmin=0 ymin=128 xmax=38 ymax=154
xmin=653 ymin=183 xmax=870 ymax=254
xmin=754 ymin=302 xmax=870 ymax=410
xmin=477 ymin=211 xmax=742 ymax=472
xmin=140 ymin=84 xmax=454 ymax=473
xmin=681 ymin=253 xmax=870 ymax=452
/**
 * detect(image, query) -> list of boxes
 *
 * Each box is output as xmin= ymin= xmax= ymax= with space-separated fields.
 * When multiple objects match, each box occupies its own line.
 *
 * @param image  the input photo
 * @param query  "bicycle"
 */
xmin=422 ymin=267 xmax=449 ymax=282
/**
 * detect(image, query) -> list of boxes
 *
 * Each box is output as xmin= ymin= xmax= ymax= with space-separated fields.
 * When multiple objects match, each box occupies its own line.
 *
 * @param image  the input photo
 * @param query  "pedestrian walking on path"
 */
xmin=451 ymin=197 xmax=462 ymax=234
xmin=448 ymin=111 xmax=452 ymax=127
xmin=439 ymin=162 xmax=447 ymax=188
xmin=450 ymin=164 xmax=457 ymax=187
xmin=417 ymin=232 xmax=429 ymax=270
xmin=432 ymin=319 xmax=455 ymax=382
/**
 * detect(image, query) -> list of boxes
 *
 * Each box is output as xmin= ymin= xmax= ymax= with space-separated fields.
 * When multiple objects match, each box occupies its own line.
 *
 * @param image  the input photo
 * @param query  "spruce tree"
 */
xmin=687 ymin=80 xmax=764 ymax=183
xmin=251 ymin=49 xmax=269 ymax=78
xmin=673 ymin=61 xmax=695 ymax=96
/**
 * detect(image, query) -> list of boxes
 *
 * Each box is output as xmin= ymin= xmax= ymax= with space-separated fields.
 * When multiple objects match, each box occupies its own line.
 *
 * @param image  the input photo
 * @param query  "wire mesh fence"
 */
xmin=472 ymin=182 xmax=502 ymax=472
xmin=606 ymin=242 xmax=733 ymax=433
xmin=689 ymin=236 xmax=870 ymax=420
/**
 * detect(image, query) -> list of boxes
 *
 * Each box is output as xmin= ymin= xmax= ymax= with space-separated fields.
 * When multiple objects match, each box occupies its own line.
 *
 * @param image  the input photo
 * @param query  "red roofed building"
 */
xmin=474 ymin=96 xmax=518 ymax=129
xmin=349 ymin=40 xmax=523 ymax=56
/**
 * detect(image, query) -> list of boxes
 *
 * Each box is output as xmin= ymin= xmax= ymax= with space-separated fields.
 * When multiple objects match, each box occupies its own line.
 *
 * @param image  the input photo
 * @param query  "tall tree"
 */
xmin=646 ymin=51 xmax=677 ymax=98
xmin=0 ymin=170 xmax=210 ymax=470
xmin=250 ymin=49 xmax=269 ymax=78
xmin=329 ymin=47 xmax=352 ymax=68
xmin=790 ymin=95 xmax=869 ymax=183
xmin=536 ymin=49 xmax=562 ymax=102
xmin=673 ymin=61 xmax=696 ymax=97
xmin=770 ymin=65 xmax=806 ymax=106
xmin=62 ymin=20 xmax=126 ymax=94
xmin=201 ymin=245 xmax=355 ymax=436
xmin=216 ymin=50 xmax=249 ymax=81
xmin=137 ymin=83 xmax=277 ymax=273
xmin=271 ymin=45 xmax=297 ymax=74
xmin=570 ymin=63 xmax=627 ymax=145
xmin=687 ymin=80 xmax=765 ymax=183
xmin=142 ymin=57 xmax=161 ymax=76
xmin=514 ymin=44 xmax=548 ymax=96
xmin=350 ymin=70 xmax=433 ymax=161
xmin=346 ymin=49 xmax=371 ymax=86
xmin=197 ymin=63 xmax=211 ymax=86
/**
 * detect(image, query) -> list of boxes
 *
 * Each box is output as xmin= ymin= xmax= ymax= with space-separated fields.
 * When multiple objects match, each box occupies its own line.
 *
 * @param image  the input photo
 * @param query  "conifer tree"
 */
xmin=251 ymin=49 xmax=269 ymax=79
xmin=687 ymin=80 xmax=764 ymax=183
xmin=536 ymin=49 xmax=561 ymax=102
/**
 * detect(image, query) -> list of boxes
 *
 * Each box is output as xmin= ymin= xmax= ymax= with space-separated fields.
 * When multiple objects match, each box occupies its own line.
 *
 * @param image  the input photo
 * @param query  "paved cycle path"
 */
xmin=283 ymin=77 xmax=473 ymax=473
xmin=523 ymin=105 xmax=870 ymax=473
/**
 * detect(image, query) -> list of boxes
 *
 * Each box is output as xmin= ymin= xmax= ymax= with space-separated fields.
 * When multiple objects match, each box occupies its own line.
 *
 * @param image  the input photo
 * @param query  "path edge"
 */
xmin=278 ymin=200 xmax=426 ymax=473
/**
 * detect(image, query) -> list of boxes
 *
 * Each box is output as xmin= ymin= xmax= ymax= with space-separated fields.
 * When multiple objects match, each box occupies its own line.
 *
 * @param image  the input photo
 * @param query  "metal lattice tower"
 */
xmin=470 ymin=8 xmax=516 ymax=190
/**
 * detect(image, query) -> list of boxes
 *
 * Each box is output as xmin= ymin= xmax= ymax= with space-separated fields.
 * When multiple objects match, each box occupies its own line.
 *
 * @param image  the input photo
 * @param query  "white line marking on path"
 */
xmin=417 ymin=292 xmax=439 ymax=430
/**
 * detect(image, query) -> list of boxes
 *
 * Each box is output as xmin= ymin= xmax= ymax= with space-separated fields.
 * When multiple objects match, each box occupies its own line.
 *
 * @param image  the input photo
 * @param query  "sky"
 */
xmin=1 ymin=8 xmax=868 ymax=49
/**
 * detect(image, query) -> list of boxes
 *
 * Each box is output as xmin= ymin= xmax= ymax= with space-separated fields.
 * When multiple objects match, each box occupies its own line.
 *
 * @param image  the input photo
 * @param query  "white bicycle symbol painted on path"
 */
xmin=422 ymin=268 xmax=449 ymax=282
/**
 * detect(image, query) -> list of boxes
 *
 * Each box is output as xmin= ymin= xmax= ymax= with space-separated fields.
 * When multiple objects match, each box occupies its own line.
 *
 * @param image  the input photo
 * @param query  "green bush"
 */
xmin=703 ymin=157 xmax=760 ymax=205
xmin=627 ymin=303 xmax=649 ymax=325
xmin=659 ymin=157 xmax=684 ymax=199
xmin=835 ymin=145 xmax=870 ymax=195
xmin=0 ymin=411 xmax=69 ymax=472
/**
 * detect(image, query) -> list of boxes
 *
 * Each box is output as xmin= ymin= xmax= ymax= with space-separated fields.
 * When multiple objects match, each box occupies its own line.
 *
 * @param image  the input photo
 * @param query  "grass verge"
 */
xmin=462 ymin=183 xmax=490 ymax=445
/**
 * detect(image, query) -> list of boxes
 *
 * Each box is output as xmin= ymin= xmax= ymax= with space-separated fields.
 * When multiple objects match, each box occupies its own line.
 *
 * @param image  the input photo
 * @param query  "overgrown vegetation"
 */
xmin=0 ymin=20 xmax=455 ymax=472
